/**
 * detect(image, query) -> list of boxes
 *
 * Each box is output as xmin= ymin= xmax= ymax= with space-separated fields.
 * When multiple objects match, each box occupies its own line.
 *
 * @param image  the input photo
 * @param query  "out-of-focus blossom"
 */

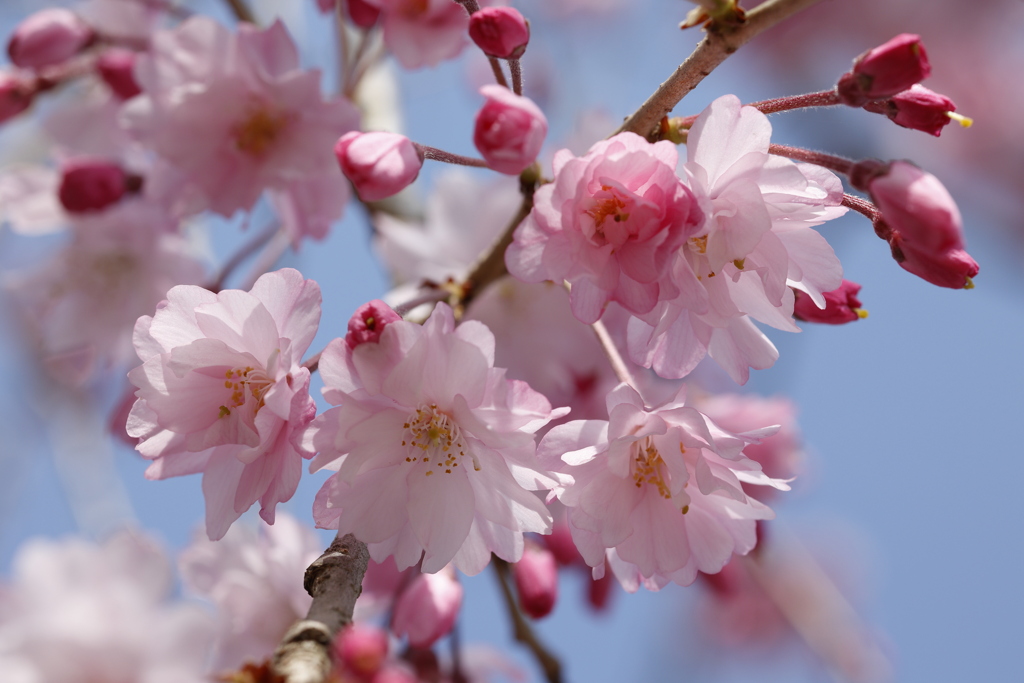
xmin=512 ymin=542 xmax=559 ymax=618
xmin=5 ymin=200 xmax=205 ymax=384
xmin=178 ymin=513 xmax=321 ymax=671
xmin=793 ymin=280 xmax=866 ymax=324
xmin=335 ymin=131 xmax=423 ymax=202
xmin=335 ymin=623 xmax=390 ymax=679
xmin=863 ymin=84 xmax=960 ymax=137
xmin=127 ymin=268 xmax=322 ymax=539
xmin=391 ymin=567 xmax=463 ymax=648
xmin=367 ymin=0 xmax=471 ymax=69
xmin=856 ymin=160 xmax=979 ymax=289
xmin=341 ymin=0 xmax=384 ymax=28
xmin=0 ymin=71 xmax=34 ymax=124
xmin=506 ymin=132 xmax=702 ymax=324
xmin=123 ymin=16 xmax=358 ymax=235
xmin=57 ymin=158 xmax=131 ymax=213
xmin=7 ymin=9 xmax=94 ymax=71
xmin=628 ymin=94 xmax=845 ymax=383
xmin=0 ymin=531 xmax=214 ymax=683
xmin=469 ymin=7 xmax=531 ymax=59
xmin=837 ymin=33 xmax=931 ymax=106
xmin=305 ymin=303 xmax=566 ymax=574
xmin=538 ymin=383 xmax=787 ymax=590
xmin=473 ymin=85 xmax=547 ymax=175
xmin=95 ymin=47 xmax=142 ymax=100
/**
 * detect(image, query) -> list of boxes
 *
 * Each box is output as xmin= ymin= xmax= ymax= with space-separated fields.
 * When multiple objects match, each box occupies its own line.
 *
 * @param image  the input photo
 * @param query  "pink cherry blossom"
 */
xmin=627 ymin=94 xmax=846 ymax=383
xmin=304 ymin=302 xmax=567 ymax=574
xmin=178 ymin=513 xmax=322 ymax=671
xmin=0 ymin=531 xmax=215 ymax=683
xmin=506 ymin=132 xmax=703 ymax=324
xmin=390 ymin=566 xmax=463 ymax=648
xmin=122 ymin=16 xmax=359 ymax=234
xmin=367 ymin=0 xmax=472 ymax=69
xmin=538 ymin=383 xmax=788 ymax=590
xmin=473 ymin=85 xmax=547 ymax=175
xmin=127 ymin=268 xmax=322 ymax=539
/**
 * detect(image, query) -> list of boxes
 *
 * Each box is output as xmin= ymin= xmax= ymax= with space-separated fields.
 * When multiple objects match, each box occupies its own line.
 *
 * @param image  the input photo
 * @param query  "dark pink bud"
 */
xmin=58 ymin=159 xmax=129 ymax=213
xmin=868 ymin=161 xmax=978 ymax=289
xmin=473 ymin=85 xmax=547 ymax=175
xmin=371 ymin=666 xmax=419 ymax=683
xmin=793 ymin=280 xmax=866 ymax=324
xmin=335 ymin=623 xmax=389 ymax=678
xmin=587 ymin=569 xmax=615 ymax=612
xmin=96 ymin=48 xmax=141 ymax=100
xmin=8 ymin=9 xmax=95 ymax=70
xmin=542 ymin=521 xmax=582 ymax=567
xmin=0 ymin=72 xmax=35 ymax=123
xmin=391 ymin=570 xmax=463 ymax=648
xmin=837 ymin=33 xmax=930 ymax=106
xmin=863 ymin=85 xmax=965 ymax=137
xmin=469 ymin=7 xmax=530 ymax=59
xmin=335 ymin=131 xmax=423 ymax=201
xmin=512 ymin=543 xmax=559 ymax=619
xmin=346 ymin=299 xmax=402 ymax=349
xmin=316 ymin=0 xmax=337 ymax=12
xmin=346 ymin=0 xmax=382 ymax=29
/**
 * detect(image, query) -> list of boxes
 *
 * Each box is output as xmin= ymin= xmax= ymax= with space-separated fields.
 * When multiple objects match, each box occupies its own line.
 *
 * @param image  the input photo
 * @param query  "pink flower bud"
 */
xmin=867 ymin=161 xmax=979 ymax=289
xmin=335 ymin=623 xmax=389 ymax=679
xmin=371 ymin=665 xmax=419 ymax=683
xmin=96 ymin=48 xmax=141 ymax=100
xmin=512 ymin=543 xmax=558 ymax=619
xmin=542 ymin=521 xmax=583 ymax=567
xmin=862 ymin=84 xmax=959 ymax=137
xmin=346 ymin=0 xmax=382 ymax=29
xmin=317 ymin=0 xmax=337 ymax=12
xmin=587 ymin=570 xmax=614 ymax=612
xmin=473 ymin=85 xmax=547 ymax=175
xmin=335 ymin=131 xmax=423 ymax=202
xmin=391 ymin=569 xmax=463 ymax=648
xmin=346 ymin=299 xmax=402 ymax=348
xmin=7 ymin=9 xmax=95 ymax=70
xmin=837 ymin=33 xmax=930 ymax=106
xmin=793 ymin=280 xmax=866 ymax=324
xmin=469 ymin=7 xmax=530 ymax=59
xmin=0 ymin=72 xmax=34 ymax=123
xmin=58 ymin=158 xmax=129 ymax=213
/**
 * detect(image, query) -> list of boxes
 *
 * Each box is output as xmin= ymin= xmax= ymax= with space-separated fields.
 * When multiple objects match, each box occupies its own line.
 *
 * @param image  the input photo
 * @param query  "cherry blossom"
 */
xmin=304 ymin=302 xmax=567 ymax=574
xmin=538 ymin=383 xmax=787 ymax=590
xmin=127 ymin=268 xmax=322 ymax=539
xmin=122 ymin=16 xmax=358 ymax=237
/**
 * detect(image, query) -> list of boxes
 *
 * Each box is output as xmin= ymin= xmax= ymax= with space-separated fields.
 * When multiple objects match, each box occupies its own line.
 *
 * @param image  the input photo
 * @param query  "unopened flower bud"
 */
xmin=0 ymin=72 xmax=34 ymax=123
xmin=793 ymin=280 xmax=867 ymax=324
xmin=513 ymin=543 xmax=559 ymax=619
xmin=335 ymin=131 xmax=423 ymax=202
xmin=335 ymin=623 xmax=389 ymax=679
xmin=837 ymin=33 xmax=931 ymax=106
xmin=96 ymin=48 xmax=141 ymax=100
xmin=542 ymin=521 xmax=582 ymax=566
xmin=587 ymin=569 xmax=614 ymax=611
xmin=391 ymin=569 xmax=463 ymax=648
xmin=58 ymin=158 xmax=129 ymax=213
xmin=469 ymin=7 xmax=530 ymax=59
xmin=341 ymin=0 xmax=382 ymax=29
xmin=862 ymin=84 xmax=967 ymax=137
xmin=865 ymin=160 xmax=979 ymax=289
xmin=346 ymin=299 xmax=402 ymax=348
xmin=8 ymin=9 xmax=95 ymax=71
xmin=473 ymin=85 xmax=547 ymax=175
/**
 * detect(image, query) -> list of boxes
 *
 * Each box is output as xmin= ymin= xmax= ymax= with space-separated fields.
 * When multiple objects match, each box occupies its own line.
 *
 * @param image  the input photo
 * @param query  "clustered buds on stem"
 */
xmin=837 ymin=33 xmax=931 ymax=106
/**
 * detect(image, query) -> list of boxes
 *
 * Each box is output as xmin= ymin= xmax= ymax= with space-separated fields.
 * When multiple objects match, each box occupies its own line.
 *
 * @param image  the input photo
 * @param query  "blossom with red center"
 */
xmin=506 ymin=132 xmax=703 ymax=324
xmin=304 ymin=303 xmax=567 ymax=575
xmin=538 ymin=383 xmax=787 ymax=590
xmin=127 ymin=268 xmax=322 ymax=539
xmin=122 ymin=16 xmax=358 ymax=237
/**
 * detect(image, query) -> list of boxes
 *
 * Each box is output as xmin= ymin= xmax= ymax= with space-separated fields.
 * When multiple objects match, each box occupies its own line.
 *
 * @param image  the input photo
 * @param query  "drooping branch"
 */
xmin=491 ymin=558 xmax=563 ymax=683
xmin=272 ymin=534 xmax=370 ymax=683
xmin=617 ymin=0 xmax=824 ymax=139
xmin=222 ymin=0 xmax=257 ymax=24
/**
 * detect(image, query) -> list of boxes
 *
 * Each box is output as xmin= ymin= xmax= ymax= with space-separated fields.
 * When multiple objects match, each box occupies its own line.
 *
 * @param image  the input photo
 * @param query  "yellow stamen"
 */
xmin=856 ymin=308 xmax=869 ymax=319
xmin=947 ymin=112 xmax=973 ymax=129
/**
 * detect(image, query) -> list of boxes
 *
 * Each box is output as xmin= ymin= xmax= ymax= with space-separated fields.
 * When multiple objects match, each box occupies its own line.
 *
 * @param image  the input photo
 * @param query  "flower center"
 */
xmin=401 ymin=404 xmax=478 ymax=476
xmin=218 ymin=366 xmax=272 ymax=418
xmin=583 ymin=185 xmax=631 ymax=244
xmin=632 ymin=436 xmax=672 ymax=499
xmin=399 ymin=0 xmax=429 ymax=18
xmin=234 ymin=106 xmax=288 ymax=158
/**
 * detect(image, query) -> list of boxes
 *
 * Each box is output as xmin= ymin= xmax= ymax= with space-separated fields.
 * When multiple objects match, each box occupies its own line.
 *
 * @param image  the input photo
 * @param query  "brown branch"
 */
xmin=223 ymin=0 xmax=257 ymax=24
xmin=272 ymin=534 xmax=370 ymax=683
xmin=492 ymin=558 xmax=563 ymax=683
xmin=616 ymin=0 xmax=824 ymax=139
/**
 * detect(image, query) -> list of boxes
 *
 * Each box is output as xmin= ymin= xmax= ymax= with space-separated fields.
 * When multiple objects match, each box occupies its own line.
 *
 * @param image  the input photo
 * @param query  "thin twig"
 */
xmin=768 ymin=143 xmax=853 ymax=175
xmin=492 ymin=558 xmax=563 ymax=683
xmin=223 ymin=0 xmax=257 ymax=24
xmin=238 ymin=229 xmax=291 ymax=292
xmin=617 ymin=0 xmax=824 ymax=139
xmin=272 ymin=534 xmax=370 ymax=683
xmin=590 ymin=318 xmax=633 ymax=387
xmin=488 ymin=57 xmax=510 ymax=89
xmin=509 ymin=58 xmax=523 ymax=95
xmin=209 ymin=221 xmax=280 ymax=292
